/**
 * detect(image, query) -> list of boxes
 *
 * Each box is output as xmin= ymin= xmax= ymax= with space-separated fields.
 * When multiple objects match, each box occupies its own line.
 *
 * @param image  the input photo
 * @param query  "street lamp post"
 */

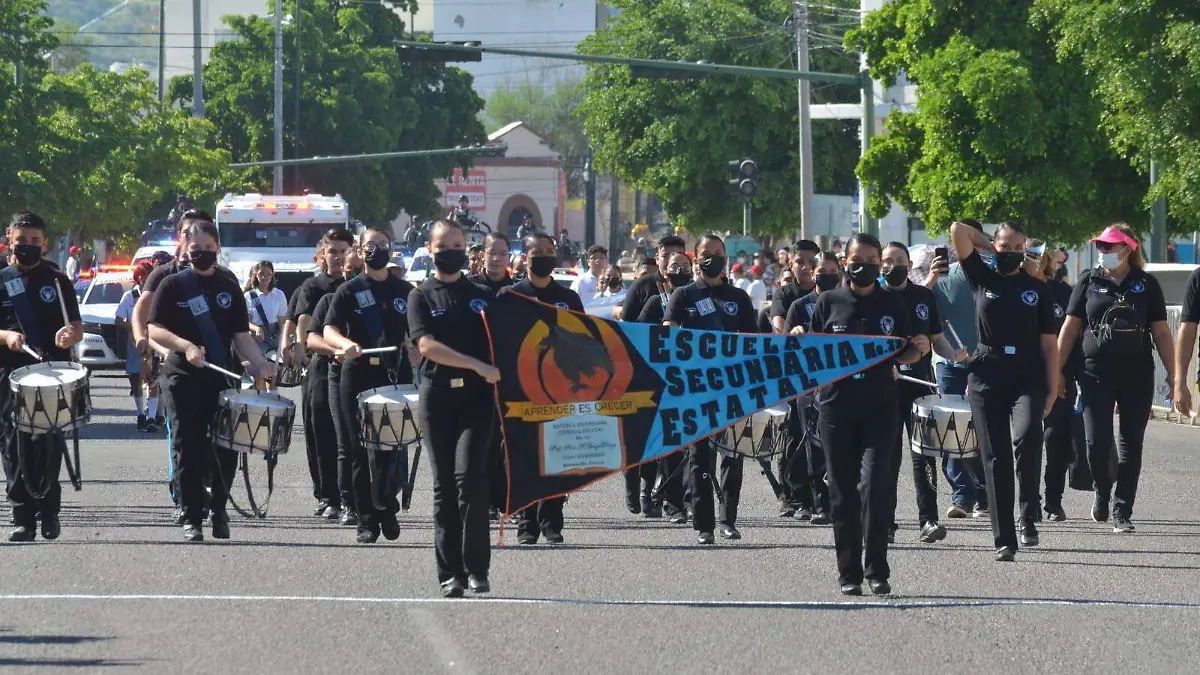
xmin=584 ymin=152 xmax=597 ymax=249
xmin=273 ymin=0 xmax=284 ymax=195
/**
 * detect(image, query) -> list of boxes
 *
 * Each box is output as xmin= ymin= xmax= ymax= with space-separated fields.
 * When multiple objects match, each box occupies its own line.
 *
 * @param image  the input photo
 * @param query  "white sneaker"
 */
xmin=946 ymin=505 xmax=969 ymax=519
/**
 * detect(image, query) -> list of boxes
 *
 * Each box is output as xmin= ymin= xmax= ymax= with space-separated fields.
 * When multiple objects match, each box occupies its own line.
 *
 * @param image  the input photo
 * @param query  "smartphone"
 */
xmin=934 ymin=246 xmax=948 ymax=261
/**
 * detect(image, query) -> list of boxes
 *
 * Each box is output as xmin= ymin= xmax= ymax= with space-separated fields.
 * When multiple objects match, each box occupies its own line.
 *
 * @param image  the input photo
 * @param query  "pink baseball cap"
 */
xmin=1090 ymin=226 xmax=1138 ymax=250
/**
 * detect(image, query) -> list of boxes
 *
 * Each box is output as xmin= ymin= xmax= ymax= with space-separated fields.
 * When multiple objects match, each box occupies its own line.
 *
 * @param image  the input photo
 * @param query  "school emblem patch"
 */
xmin=216 ymin=292 xmax=233 ymax=309
xmin=722 ymin=301 xmax=739 ymax=315
xmin=38 ymin=285 xmax=57 ymax=303
xmin=393 ymin=298 xmax=408 ymax=314
xmin=469 ymin=298 xmax=488 ymax=314
xmin=1021 ymin=290 xmax=1039 ymax=306
xmin=915 ymin=303 xmax=929 ymax=320
xmin=879 ymin=315 xmax=895 ymax=335
xmin=1053 ymin=303 xmax=1064 ymax=318
xmin=1130 ymin=280 xmax=1145 ymax=294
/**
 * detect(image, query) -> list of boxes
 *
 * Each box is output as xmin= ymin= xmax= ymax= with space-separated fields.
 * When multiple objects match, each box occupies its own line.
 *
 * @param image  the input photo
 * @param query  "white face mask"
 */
xmin=1099 ymin=251 xmax=1122 ymax=270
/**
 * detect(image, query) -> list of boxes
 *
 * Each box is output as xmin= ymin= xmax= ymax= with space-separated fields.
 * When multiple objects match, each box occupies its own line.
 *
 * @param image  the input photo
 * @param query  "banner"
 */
xmin=484 ymin=292 xmax=905 ymax=514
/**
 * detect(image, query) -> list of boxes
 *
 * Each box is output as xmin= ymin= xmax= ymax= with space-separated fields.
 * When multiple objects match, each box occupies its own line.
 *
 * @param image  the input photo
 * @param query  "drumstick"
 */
xmin=943 ymin=320 xmax=964 ymax=351
xmin=203 ymin=361 xmax=242 ymax=381
xmin=21 ymin=344 xmax=41 ymax=361
xmin=360 ymin=346 xmax=398 ymax=355
xmin=898 ymin=374 xmax=939 ymax=389
xmin=56 ymin=279 xmax=76 ymax=359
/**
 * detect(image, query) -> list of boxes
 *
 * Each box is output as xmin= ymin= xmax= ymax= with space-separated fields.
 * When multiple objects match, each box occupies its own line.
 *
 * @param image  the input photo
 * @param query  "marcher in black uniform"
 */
xmin=1058 ymin=225 xmax=1172 ymax=533
xmin=950 ymin=220 xmax=1059 ymax=561
xmin=809 ymin=233 xmax=921 ymax=595
xmin=618 ymin=235 xmax=686 ymax=515
xmin=148 ymin=221 xmax=276 ymax=542
xmin=289 ymin=229 xmax=356 ymax=521
xmin=469 ymin=233 xmax=514 ymax=519
xmin=407 ymin=219 xmax=499 ymax=598
xmin=781 ymin=252 xmax=841 ymax=524
xmin=1024 ymin=243 xmax=1083 ymax=521
xmin=636 ymin=251 xmax=696 ymax=525
xmin=323 ymin=229 xmax=415 ymax=544
xmin=2 ymin=212 xmax=83 ymax=542
xmin=768 ymin=239 xmax=820 ymax=333
xmin=502 ymin=233 xmax=585 ymax=544
xmin=664 ymin=234 xmax=757 ymax=544
xmin=880 ymin=242 xmax=969 ymax=544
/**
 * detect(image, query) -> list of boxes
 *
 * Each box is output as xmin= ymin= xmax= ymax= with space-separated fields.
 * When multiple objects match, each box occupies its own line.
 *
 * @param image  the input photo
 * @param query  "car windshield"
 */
xmin=85 ymin=281 xmax=131 ymax=305
xmin=219 ymin=222 xmax=346 ymax=248
xmin=411 ymin=255 xmax=430 ymax=273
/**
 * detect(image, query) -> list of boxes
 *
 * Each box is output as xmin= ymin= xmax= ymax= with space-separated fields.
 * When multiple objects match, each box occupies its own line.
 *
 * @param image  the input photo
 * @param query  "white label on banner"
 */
xmin=541 ymin=409 xmax=622 ymax=475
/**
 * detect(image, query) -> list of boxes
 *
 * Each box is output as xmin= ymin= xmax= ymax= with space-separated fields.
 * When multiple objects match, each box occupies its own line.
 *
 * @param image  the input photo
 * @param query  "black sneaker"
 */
xmin=145 ymin=420 xmax=158 ymax=433
xmin=155 ymin=415 xmax=165 ymax=428
xmin=380 ymin=514 xmax=401 ymax=541
xmin=1020 ymin=521 xmax=1039 ymax=547
xmin=1112 ymin=516 xmax=1136 ymax=533
xmin=887 ymin=528 xmax=896 ymax=544
xmin=183 ymin=522 xmax=204 ymax=542
xmin=1046 ymin=506 xmax=1067 ymax=522
xmin=868 ymin=579 xmax=892 ymax=596
xmin=840 ymin=583 xmax=862 ymax=596
xmin=972 ymin=502 xmax=989 ymax=518
xmin=313 ymin=500 xmax=329 ymax=517
xmin=697 ymin=531 xmax=715 ymax=545
xmin=210 ymin=510 xmax=230 ymax=540
xmin=641 ymin=500 xmax=662 ymax=518
xmin=625 ymin=496 xmax=641 ymax=515
xmin=1092 ymin=494 xmax=1110 ymax=523
xmin=173 ymin=506 xmax=186 ymax=525
xmin=778 ymin=503 xmax=796 ymax=518
xmin=543 ymin=528 xmax=564 ymax=544
xmin=517 ymin=531 xmax=538 ymax=545
xmin=40 ymin=515 xmax=60 ymax=540
xmin=136 ymin=414 xmax=147 ymax=432
xmin=810 ymin=512 xmax=831 ymax=526
xmin=322 ymin=505 xmax=341 ymax=521
xmin=794 ymin=506 xmax=813 ymax=522
xmin=356 ymin=526 xmax=379 ymax=544
xmin=919 ymin=522 xmax=947 ymax=543
xmin=441 ymin=578 xmax=465 ymax=598
xmin=489 ymin=507 xmax=501 ymax=522
xmin=8 ymin=525 xmax=35 ymax=542
xmin=719 ymin=525 xmax=741 ymax=540
xmin=994 ymin=546 xmax=1015 ymax=562
xmin=467 ymin=574 xmax=490 ymax=594
xmin=339 ymin=510 xmax=358 ymax=526
xmin=666 ymin=510 xmax=688 ymax=525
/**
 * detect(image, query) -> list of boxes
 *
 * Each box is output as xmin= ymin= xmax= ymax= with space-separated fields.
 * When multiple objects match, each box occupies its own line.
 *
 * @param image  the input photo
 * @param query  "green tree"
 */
xmin=577 ymin=0 xmax=861 ymax=235
xmin=171 ymin=0 xmax=486 ymax=225
xmin=1035 ymin=1 xmax=1200 ymax=232
xmin=485 ymin=71 xmax=590 ymax=197
xmin=847 ymin=0 xmax=1145 ymax=243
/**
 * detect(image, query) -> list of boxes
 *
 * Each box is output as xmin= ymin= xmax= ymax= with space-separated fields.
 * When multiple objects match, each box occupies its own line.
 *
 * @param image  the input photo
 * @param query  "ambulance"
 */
xmin=214 ymin=193 xmax=360 ymax=299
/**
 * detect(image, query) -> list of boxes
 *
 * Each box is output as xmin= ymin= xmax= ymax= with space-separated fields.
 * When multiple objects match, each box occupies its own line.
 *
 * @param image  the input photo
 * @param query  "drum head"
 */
xmin=359 ymin=385 xmax=419 ymax=407
xmin=220 ymin=389 xmax=295 ymax=411
xmin=912 ymin=393 xmax=970 ymax=415
xmin=10 ymin=361 xmax=88 ymax=391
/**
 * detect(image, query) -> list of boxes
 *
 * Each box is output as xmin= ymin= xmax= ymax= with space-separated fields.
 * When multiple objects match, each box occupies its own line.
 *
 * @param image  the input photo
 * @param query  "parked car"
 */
xmin=74 ymin=271 xmax=134 ymax=368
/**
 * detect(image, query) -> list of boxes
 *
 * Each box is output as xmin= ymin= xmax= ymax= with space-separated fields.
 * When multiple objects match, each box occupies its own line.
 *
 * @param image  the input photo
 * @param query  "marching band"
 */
xmin=1 ymin=210 xmax=1186 ymax=598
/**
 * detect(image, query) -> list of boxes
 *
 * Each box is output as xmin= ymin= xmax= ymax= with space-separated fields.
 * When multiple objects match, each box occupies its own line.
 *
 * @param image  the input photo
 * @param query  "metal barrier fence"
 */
xmin=1151 ymin=306 xmax=1197 ymax=423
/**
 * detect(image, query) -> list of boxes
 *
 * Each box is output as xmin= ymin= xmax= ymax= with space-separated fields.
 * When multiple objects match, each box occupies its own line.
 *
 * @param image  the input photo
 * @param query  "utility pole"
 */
xmin=157 ymin=0 xmax=165 ymax=101
xmin=795 ymin=0 xmax=814 ymax=241
xmin=743 ymin=199 xmax=753 ymax=237
xmin=609 ymin=175 xmax=620 ymax=261
xmin=192 ymin=0 xmax=204 ymax=118
xmin=294 ymin=0 xmax=303 ymax=190
xmin=273 ymin=0 xmax=285 ymax=195
xmin=1150 ymin=157 xmax=1167 ymax=263
xmin=584 ymin=151 xmax=597 ymax=248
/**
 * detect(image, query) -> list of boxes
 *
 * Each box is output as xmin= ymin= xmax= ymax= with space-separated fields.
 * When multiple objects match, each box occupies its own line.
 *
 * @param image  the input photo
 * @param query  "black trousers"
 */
xmin=328 ymin=364 xmax=355 ymax=513
xmin=2 ymin=405 xmax=65 ymax=525
xmin=339 ymin=362 xmax=401 ymax=531
xmin=1043 ymin=379 xmax=1079 ymax=512
xmin=890 ymin=380 xmax=940 ymax=528
xmin=819 ymin=399 xmax=897 ymax=586
xmin=306 ymin=356 xmax=340 ymax=507
xmin=487 ymin=418 xmax=508 ymax=512
xmin=1079 ymin=366 xmax=1153 ymax=519
xmin=658 ymin=451 xmax=686 ymax=517
xmin=165 ymin=368 xmax=237 ymax=524
xmin=418 ymin=385 xmax=493 ymax=584
xmin=967 ymin=355 xmax=1045 ymax=551
xmin=686 ymin=438 xmax=743 ymax=533
xmin=778 ymin=399 xmax=812 ymax=510
xmin=623 ymin=461 xmax=657 ymax=508
xmin=301 ymin=358 xmax=320 ymax=503
xmin=517 ymin=497 xmax=564 ymax=537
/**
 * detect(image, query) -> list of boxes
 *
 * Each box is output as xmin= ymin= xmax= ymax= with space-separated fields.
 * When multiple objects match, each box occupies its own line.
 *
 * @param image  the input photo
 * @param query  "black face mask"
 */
xmin=846 ymin=262 xmax=880 ymax=288
xmin=667 ymin=271 xmax=693 ymax=288
xmin=363 ymin=244 xmax=390 ymax=271
xmin=882 ymin=264 xmax=909 ymax=286
xmin=529 ymin=255 xmax=557 ymax=278
xmin=995 ymin=251 xmax=1025 ymax=275
xmin=433 ymin=249 xmax=467 ymax=274
xmin=698 ymin=255 xmax=725 ymax=278
xmin=607 ymin=277 xmax=623 ymax=291
xmin=13 ymin=244 xmax=41 ymax=267
xmin=189 ymin=249 xmax=217 ymax=272
xmin=815 ymin=272 xmax=840 ymax=292
xmin=1054 ymin=266 xmax=1068 ymax=282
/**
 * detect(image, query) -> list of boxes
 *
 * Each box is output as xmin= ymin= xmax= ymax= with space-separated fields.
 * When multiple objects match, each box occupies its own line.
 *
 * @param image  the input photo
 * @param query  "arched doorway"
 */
xmin=497 ymin=194 xmax=543 ymax=239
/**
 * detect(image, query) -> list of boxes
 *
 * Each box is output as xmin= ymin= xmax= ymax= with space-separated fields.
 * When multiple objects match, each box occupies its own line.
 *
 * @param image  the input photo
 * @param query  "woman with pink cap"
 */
xmin=1056 ymin=224 xmax=1174 ymax=534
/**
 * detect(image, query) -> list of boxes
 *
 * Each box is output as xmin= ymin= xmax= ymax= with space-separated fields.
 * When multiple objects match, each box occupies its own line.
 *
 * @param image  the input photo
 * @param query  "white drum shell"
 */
xmin=212 ymin=389 xmax=296 ymax=454
xmin=910 ymin=394 xmax=979 ymax=459
xmin=357 ymin=385 xmax=418 ymax=452
xmin=9 ymin=361 xmax=91 ymax=436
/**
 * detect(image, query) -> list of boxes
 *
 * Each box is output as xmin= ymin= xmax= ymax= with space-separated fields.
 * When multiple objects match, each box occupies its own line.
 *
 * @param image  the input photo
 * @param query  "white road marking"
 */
xmin=1 ymin=594 xmax=1199 ymax=610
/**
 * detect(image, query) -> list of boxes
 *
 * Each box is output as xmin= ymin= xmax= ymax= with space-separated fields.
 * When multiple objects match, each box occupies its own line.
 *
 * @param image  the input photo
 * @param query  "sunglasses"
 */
xmin=1095 ymin=241 xmax=1123 ymax=252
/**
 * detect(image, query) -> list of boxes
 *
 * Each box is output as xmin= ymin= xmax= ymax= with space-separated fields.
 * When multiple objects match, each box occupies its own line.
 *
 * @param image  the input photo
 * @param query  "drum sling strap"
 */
xmin=249 ymin=290 xmax=278 ymax=349
xmin=1 ymin=266 xmax=83 ymax=494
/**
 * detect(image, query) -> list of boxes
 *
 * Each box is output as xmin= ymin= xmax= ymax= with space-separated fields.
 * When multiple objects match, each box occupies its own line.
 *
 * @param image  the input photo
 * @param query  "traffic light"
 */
xmin=396 ymin=41 xmax=483 ymax=63
xmin=727 ymin=158 xmax=757 ymax=198
xmin=469 ymin=143 xmax=507 ymax=158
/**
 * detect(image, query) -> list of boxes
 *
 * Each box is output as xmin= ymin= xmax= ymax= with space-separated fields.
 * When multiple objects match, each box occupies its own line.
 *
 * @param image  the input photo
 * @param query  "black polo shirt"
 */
xmin=621 ymin=271 xmax=665 ymax=323
xmin=1066 ymin=267 xmax=1166 ymax=372
xmin=506 ymin=278 xmax=585 ymax=313
xmin=809 ymin=285 xmax=910 ymax=407
xmin=1048 ymin=278 xmax=1083 ymax=375
xmin=770 ymin=280 xmax=817 ymax=323
xmin=783 ymin=290 xmax=821 ymax=333
xmin=148 ymin=268 xmax=248 ymax=374
xmin=324 ymin=273 xmax=414 ymax=376
xmin=637 ymin=294 xmax=668 ymax=324
xmin=470 ymin=272 xmax=514 ymax=294
xmin=961 ymin=251 xmax=1056 ymax=358
xmin=0 ymin=262 xmax=80 ymax=370
xmin=290 ymin=272 xmax=342 ymax=321
xmin=407 ymin=276 xmax=494 ymax=394
xmin=664 ymin=278 xmax=757 ymax=333
xmin=891 ymin=281 xmax=941 ymax=381
xmin=143 ymin=260 xmax=238 ymax=293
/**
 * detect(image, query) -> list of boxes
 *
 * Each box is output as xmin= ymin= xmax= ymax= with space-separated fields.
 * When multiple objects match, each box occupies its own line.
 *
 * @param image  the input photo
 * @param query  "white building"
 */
xmin=160 ymin=0 xmax=246 ymax=84
xmin=407 ymin=0 xmax=605 ymax=95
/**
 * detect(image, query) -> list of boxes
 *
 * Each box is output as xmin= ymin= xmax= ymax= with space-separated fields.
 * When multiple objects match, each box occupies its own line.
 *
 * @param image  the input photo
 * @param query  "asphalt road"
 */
xmin=2 ymin=373 xmax=1199 ymax=674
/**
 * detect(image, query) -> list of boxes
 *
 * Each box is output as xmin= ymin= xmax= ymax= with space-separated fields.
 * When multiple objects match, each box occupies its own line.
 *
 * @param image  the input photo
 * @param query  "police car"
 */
xmin=74 ymin=270 xmax=134 ymax=368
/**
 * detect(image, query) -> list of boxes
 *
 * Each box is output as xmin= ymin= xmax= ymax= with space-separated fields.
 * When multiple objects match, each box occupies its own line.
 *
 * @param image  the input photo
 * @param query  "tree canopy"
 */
xmin=847 ymin=0 xmax=1146 ymax=244
xmin=485 ymin=71 xmax=590 ymax=197
xmin=170 ymin=0 xmax=487 ymax=226
xmin=577 ymin=0 xmax=861 ymax=236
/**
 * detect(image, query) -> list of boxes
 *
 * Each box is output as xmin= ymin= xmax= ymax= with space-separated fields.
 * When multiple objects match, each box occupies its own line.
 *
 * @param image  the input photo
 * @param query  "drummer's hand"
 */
xmin=184 ymin=343 xmax=205 ymax=368
xmin=257 ymin=360 xmax=278 ymax=380
xmin=134 ymin=336 xmax=151 ymax=357
xmin=248 ymin=324 xmax=264 ymax=340
xmin=5 ymin=332 xmax=25 ymax=354
xmin=911 ymin=334 xmax=931 ymax=356
xmin=789 ymin=325 xmax=806 ymax=335
xmin=1042 ymin=392 xmax=1056 ymax=419
xmin=951 ymin=346 xmax=969 ymax=363
xmin=335 ymin=343 xmax=361 ymax=363
xmin=293 ymin=342 xmax=308 ymax=364
xmin=1056 ymin=377 xmax=1066 ymax=399
xmin=475 ymin=362 xmax=501 ymax=384
xmin=55 ymin=324 xmax=82 ymax=349
xmin=1174 ymin=381 xmax=1192 ymax=418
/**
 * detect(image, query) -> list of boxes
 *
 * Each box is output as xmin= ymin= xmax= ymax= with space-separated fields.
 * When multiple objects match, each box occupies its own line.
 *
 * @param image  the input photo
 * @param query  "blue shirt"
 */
xmin=933 ymin=263 xmax=977 ymax=367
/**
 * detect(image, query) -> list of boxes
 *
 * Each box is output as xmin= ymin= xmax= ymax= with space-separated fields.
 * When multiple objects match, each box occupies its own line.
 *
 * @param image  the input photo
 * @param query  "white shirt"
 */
xmin=115 ymin=288 xmax=138 ymax=322
xmin=746 ymin=279 xmax=768 ymax=307
xmin=65 ymin=257 xmax=79 ymax=281
xmin=245 ymin=287 xmax=288 ymax=326
xmin=733 ymin=277 xmax=750 ymax=291
xmin=571 ymin=274 xmax=603 ymax=300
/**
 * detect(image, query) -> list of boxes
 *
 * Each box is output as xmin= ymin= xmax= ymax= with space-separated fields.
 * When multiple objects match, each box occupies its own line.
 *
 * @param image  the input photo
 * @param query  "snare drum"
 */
xmin=357 ymin=385 xmax=420 ymax=453
xmin=267 ymin=349 xmax=305 ymax=388
xmin=212 ymin=389 xmax=295 ymax=455
xmin=9 ymin=361 xmax=92 ymax=436
xmin=910 ymin=394 xmax=979 ymax=459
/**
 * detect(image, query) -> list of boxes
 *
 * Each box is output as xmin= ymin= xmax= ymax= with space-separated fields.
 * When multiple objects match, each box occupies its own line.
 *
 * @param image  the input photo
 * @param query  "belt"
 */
xmin=977 ymin=344 xmax=1034 ymax=356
